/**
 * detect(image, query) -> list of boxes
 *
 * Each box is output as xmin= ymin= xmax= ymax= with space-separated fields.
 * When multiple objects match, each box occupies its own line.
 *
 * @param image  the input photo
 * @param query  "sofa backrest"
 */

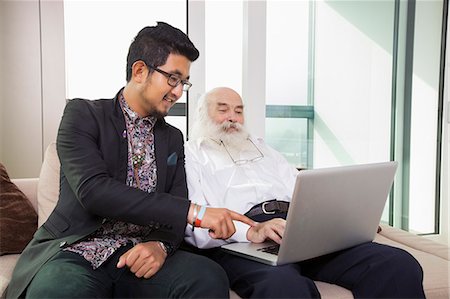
xmin=37 ymin=142 xmax=60 ymax=227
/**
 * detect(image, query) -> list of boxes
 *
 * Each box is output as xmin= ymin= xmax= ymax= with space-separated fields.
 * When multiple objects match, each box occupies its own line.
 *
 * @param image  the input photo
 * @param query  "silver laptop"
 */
xmin=221 ymin=161 xmax=398 ymax=266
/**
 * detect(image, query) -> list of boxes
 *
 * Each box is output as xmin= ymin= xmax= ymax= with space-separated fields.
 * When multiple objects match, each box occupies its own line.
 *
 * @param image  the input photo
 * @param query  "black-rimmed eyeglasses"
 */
xmin=146 ymin=64 xmax=192 ymax=92
xmin=220 ymin=138 xmax=264 ymax=165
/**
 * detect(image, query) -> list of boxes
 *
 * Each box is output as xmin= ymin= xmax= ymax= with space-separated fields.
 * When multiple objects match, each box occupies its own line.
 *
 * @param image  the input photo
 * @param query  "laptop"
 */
xmin=221 ymin=161 xmax=398 ymax=266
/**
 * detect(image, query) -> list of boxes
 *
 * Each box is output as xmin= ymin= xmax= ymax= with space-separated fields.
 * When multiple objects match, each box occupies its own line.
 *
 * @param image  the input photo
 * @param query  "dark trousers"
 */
xmin=26 ymin=245 xmax=229 ymax=298
xmin=206 ymin=242 xmax=425 ymax=299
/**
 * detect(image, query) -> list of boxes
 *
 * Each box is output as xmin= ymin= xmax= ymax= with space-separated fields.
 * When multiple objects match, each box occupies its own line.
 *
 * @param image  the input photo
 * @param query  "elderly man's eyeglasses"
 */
xmin=146 ymin=64 xmax=192 ymax=92
xmin=220 ymin=138 xmax=264 ymax=165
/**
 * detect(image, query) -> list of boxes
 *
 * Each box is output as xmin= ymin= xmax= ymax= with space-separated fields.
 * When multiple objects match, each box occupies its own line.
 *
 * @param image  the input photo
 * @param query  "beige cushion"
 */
xmin=37 ymin=142 xmax=60 ymax=227
xmin=11 ymin=178 xmax=39 ymax=212
xmin=0 ymin=254 xmax=20 ymax=296
xmin=379 ymin=224 xmax=449 ymax=261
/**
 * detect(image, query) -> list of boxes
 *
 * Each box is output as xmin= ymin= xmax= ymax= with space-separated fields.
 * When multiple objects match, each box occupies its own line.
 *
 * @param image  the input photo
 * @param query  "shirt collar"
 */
xmin=119 ymin=93 xmax=156 ymax=126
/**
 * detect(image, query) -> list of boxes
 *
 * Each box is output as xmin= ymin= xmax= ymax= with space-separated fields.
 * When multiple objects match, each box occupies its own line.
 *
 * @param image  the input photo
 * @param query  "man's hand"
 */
xmin=117 ymin=241 xmax=167 ymax=279
xmin=204 ymin=207 xmax=256 ymax=239
xmin=246 ymin=218 xmax=286 ymax=244
xmin=188 ymin=204 xmax=256 ymax=239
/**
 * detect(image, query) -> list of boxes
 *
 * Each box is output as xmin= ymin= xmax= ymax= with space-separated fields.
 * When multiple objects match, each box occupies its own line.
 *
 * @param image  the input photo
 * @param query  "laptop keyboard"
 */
xmin=257 ymin=244 xmax=280 ymax=255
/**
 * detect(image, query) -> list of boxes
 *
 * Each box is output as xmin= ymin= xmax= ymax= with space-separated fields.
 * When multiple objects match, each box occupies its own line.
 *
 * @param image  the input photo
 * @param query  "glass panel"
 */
xmin=408 ymin=0 xmax=444 ymax=234
xmin=205 ymin=1 xmax=243 ymax=94
xmin=266 ymin=0 xmax=310 ymax=105
xmin=265 ymin=118 xmax=309 ymax=169
xmin=265 ymin=0 xmax=311 ymax=170
xmin=64 ymin=1 xmax=186 ymax=102
xmin=313 ymin=0 xmax=394 ymax=167
xmin=314 ymin=1 xmax=395 ymax=223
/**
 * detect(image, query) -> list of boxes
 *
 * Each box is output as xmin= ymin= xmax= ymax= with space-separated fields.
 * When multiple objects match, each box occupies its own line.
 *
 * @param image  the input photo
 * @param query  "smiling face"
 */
xmin=124 ymin=53 xmax=191 ymax=118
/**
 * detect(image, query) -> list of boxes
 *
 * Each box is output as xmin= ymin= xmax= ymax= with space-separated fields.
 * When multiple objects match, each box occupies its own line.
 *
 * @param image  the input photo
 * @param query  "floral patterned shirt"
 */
xmin=64 ymin=93 xmax=158 ymax=269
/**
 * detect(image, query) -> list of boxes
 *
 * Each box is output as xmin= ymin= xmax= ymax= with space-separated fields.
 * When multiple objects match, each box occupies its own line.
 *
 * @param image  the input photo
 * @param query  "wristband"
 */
xmin=194 ymin=205 xmax=207 ymax=227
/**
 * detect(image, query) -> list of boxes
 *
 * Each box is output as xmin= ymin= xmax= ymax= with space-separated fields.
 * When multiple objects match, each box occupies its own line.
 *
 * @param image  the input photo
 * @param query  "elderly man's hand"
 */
xmin=246 ymin=218 xmax=286 ymax=244
xmin=117 ymin=241 xmax=167 ymax=279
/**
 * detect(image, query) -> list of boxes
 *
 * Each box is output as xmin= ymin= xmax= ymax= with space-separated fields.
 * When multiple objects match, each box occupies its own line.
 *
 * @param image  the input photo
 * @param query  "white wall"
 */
xmin=0 ymin=0 xmax=65 ymax=179
xmin=187 ymin=0 xmax=205 ymax=135
xmin=0 ymin=0 xmax=43 ymax=178
xmin=40 ymin=1 xmax=66 ymax=153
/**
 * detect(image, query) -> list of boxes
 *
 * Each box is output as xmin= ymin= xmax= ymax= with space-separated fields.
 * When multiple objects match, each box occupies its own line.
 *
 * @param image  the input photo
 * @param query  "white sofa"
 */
xmin=1 ymin=143 xmax=449 ymax=298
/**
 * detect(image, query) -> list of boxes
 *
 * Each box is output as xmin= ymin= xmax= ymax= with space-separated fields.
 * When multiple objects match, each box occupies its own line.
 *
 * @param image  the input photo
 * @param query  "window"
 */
xmin=408 ymin=0 xmax=445 ymax=234
xmin=265 ymin=0 xmax=312 ymax=169
xmin=264 ymin=0 xmax=447 ymax=235
xmin=204 ymin=0 xmax=243 ymax=93
xmin=63 ymin=0 xmax=187 ymax=136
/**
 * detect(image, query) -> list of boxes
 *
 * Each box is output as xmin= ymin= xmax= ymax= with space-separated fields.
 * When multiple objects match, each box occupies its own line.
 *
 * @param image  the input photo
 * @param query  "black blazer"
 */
xmin=6 ymin=89 xmax=190 ymax=298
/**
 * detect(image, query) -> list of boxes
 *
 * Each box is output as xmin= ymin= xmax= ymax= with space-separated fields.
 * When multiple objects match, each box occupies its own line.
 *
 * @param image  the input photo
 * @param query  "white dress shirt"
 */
xmin=184 ymin=136 xmax=299 ymax=249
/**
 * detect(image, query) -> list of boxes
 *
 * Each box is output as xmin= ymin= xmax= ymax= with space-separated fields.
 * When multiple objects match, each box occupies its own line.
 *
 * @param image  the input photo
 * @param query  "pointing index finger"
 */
xmin=229 ymin=210 xmax=257 ymax=227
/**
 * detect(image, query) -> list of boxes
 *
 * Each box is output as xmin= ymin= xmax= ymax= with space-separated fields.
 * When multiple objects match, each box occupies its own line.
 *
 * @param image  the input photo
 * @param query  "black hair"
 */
xmin=126 ymin=21 xmax=200 ymax=82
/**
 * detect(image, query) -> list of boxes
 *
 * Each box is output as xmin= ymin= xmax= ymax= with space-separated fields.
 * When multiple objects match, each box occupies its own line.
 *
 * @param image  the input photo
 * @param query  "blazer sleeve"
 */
xmin=56 ymin=99 xmax=190 ymax=245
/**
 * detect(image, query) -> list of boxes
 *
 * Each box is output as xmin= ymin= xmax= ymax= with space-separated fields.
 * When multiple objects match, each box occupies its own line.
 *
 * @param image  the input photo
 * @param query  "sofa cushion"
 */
xmin=38 ymin=142 xmax=60 ymax=227
xmin=0 ymin=253 xmax=21 ymax=296
xmin=0 ymin=163 xmax=38 ymax=255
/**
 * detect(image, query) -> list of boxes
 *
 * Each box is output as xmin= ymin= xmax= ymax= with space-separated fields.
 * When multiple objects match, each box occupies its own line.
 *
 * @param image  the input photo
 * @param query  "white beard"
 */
xmin=193 ymin=117 xmax=250 ymax=151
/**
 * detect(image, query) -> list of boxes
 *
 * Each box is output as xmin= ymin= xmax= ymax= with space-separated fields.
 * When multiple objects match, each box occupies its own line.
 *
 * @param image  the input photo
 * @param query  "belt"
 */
xmin=245 ymin=200 xmax=290 ymax=219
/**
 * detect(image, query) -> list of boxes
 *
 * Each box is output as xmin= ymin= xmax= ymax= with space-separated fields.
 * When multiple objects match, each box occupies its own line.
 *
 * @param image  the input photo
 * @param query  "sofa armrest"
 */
xmin=11 ymin=178 xmax=39 ymax=213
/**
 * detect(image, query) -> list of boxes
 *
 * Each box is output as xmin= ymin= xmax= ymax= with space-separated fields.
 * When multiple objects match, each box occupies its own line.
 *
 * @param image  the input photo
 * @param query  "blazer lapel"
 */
xmin=110 ymin=94 xmax=128 ymax=182
xmin=154 ymin=120 xmax=168 ymax=192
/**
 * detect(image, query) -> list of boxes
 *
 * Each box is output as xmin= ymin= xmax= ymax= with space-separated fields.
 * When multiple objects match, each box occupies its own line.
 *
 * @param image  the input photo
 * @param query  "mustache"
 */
xmin=221 ymin=121 xmax=243 ymax=131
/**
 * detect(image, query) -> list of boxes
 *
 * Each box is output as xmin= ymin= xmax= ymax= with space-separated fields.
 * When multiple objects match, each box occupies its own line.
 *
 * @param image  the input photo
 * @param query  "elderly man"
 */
xmin=184 ymin=87 xmax=425 ymax=298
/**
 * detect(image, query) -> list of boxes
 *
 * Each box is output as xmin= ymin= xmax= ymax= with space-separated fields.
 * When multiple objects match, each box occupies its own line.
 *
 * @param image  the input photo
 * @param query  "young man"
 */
xmin=7 ymin=23 xmax=252 ymax=298
xmin=184 ymin=86 xmax=426 ymax=298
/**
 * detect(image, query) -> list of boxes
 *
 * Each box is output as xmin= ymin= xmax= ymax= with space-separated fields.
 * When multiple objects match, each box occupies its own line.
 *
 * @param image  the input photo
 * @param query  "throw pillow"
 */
xmin=0 ymin=163 xmax=38 ymax=255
